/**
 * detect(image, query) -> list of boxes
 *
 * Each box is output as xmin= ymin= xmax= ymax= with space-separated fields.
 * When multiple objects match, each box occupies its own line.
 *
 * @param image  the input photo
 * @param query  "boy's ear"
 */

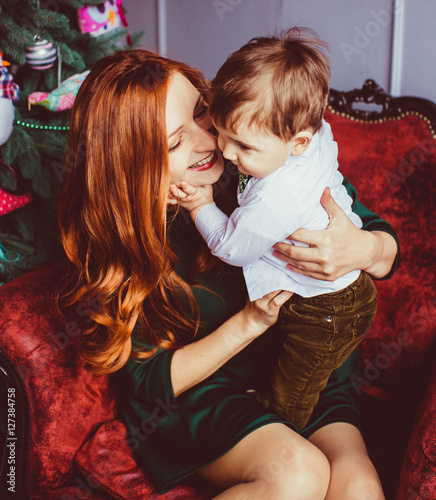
xmin=290 ymin=131 xmax=313 ymax=156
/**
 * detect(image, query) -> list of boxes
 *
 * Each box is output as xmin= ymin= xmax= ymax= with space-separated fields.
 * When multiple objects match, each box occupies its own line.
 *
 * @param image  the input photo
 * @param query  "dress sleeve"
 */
xmin=121 ymin=347 xmax=176 ymax=405
xmin=344 ymin=176 xmax=400 ymax=280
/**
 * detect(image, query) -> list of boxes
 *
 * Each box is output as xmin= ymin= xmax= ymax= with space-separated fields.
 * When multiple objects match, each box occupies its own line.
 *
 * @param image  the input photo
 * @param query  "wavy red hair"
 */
xmin=57 ymin=49 xmax=217 ymax=374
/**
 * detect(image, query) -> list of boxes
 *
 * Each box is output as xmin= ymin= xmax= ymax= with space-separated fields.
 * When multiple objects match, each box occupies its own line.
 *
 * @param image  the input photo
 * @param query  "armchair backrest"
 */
xmin=325 ymin=79 xmax=436 ymax=397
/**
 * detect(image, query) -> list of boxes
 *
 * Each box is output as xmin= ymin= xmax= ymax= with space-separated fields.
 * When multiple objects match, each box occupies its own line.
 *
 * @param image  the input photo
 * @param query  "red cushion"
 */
xmin=74 ymin=419 xmax=215 ymax=499
xmin=325 ymin=109 xmax=436 ymax=395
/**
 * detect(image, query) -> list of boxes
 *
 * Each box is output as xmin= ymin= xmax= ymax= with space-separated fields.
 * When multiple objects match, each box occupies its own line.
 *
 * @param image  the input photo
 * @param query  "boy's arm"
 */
xmin=194 ymin=202 xmax=287 ymax=267
xmin=191 ymin=181 xmax=301 ymax=267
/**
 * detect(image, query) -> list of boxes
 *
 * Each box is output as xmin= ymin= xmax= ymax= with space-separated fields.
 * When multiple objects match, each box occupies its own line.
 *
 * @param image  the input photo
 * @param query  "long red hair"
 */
xmin=57 ymin=49 xmax=217 ymax=374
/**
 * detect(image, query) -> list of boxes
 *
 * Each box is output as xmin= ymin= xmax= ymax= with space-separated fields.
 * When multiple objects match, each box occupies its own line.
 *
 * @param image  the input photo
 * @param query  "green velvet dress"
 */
xmin=115 ymin=177 xmax=399 ymax=494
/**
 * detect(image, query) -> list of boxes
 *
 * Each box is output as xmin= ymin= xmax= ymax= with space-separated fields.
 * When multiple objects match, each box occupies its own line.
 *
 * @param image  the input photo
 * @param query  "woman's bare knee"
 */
xmin=327 ymin=468 xmax=385 ymax=500
xmin=199 ymin=423 xmax=330 ymax=499
xmin=309 ymin=423 xmax=385 ymax=500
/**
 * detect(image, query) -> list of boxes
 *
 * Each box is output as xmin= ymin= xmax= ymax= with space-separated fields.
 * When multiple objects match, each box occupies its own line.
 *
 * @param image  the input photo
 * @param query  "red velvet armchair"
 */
xmin=1 ymin=81 xmax=435 ymax=500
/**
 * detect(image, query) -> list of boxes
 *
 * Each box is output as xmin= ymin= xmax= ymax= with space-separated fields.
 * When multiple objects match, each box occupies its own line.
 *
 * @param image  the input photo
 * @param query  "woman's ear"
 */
xmin=290 ymin=131 xmax=313 ymax=156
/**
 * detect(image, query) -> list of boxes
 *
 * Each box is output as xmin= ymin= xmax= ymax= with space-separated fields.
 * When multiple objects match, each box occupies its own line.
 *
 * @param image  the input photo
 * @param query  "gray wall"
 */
xmin=124 ymin=0 xmax=436 ymax=102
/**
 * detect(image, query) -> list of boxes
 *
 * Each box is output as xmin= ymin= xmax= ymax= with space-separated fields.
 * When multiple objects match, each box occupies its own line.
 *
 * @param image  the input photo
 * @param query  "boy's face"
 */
xmin=215 ymin=121 xmax=294 ymax=178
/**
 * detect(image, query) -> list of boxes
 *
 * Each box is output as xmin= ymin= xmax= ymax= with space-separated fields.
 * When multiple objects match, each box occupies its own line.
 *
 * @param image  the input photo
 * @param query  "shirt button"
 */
xmin=326 ymin=316 xmax=333 ymax=322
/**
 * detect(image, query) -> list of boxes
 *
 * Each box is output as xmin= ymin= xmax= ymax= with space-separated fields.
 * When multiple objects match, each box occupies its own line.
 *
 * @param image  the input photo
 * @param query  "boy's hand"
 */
xmin=169 ymin=181 xmax=215 ymax=220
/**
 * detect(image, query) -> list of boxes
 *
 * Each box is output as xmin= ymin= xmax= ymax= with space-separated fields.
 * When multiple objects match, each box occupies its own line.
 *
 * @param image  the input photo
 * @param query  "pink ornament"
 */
xmin=0 ymin=187 xmax=33 ymax=216
xmin=78 ymin=0 xmax=126 ymax=36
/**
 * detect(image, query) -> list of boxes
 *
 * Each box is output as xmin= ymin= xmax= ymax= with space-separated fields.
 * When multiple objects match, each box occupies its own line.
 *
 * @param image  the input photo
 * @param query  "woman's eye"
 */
xmin=195 ymin=104 xmax=208 ymax=120
xmin=169 ymin=140 xmax=182 ymax=153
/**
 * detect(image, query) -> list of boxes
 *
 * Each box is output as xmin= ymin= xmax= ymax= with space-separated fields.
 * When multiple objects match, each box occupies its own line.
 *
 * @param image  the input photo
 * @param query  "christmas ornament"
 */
xmin=0 ymin=160 xmax=33 ymax=216
xmin=0 ymin=188 xmax=33 ymax=216
xmin=0 ymin=52 xmax=20 ymax=146
xmin=0 ymin=244 xmax=20 ymax=277
xmin=78 ymin=0 xmax=131 ymax=44
xmin=25 ymin=35 xmax=57 ymax=70
xmin=28 ymin=70 xmax=90 ymax=112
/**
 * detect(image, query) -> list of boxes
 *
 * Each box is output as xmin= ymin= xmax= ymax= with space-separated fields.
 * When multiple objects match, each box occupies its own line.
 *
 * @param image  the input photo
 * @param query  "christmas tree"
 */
xmin=0 ymin=0 xmax=140 ymax=283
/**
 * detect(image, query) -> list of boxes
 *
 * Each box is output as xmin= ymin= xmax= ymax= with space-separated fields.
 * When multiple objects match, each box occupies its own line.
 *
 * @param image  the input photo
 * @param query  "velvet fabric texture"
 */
xmin=0 ymin=260 xmax=118 ymax=496
xmin=74 ymin=420 xmax=215 ymax=499
xmin=397 ymin=363 xmax=436 ymax=499
xmin=325 ymin=108 xmax=436 ymax=497
xmin=325 ymin=108 xmax=436 ymax=389
xmin=0 ymin=107 xmax=434 ymax=499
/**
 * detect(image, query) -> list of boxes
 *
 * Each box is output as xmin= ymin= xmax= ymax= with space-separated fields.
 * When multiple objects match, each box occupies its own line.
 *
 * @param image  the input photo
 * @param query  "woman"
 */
xmin=58 ymin=49 xmax=398 ymax=499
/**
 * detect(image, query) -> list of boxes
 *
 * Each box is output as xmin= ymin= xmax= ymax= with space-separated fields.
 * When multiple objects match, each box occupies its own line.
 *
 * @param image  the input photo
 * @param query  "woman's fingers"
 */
xmin=273 ymin=243 xmax=320 ymax=263
xmin=259 ymin=289 xmax=293 ymax=309
xmin=319 ymin=186 xmax=344 ymax=219
xmin=271 ymin=290 xmax=293 ymax=306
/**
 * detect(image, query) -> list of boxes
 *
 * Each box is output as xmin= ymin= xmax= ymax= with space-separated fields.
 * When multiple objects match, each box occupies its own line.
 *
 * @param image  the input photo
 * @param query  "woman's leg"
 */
xmin=196 ymin=423 xmax=330 ymax=500
xmin=309 ymin=422 xmax=385 ymax=500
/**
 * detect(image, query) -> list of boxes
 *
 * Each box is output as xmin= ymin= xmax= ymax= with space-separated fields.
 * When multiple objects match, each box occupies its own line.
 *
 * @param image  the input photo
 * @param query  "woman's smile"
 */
xmin=189 ymin=151 xmax=217 ymax=170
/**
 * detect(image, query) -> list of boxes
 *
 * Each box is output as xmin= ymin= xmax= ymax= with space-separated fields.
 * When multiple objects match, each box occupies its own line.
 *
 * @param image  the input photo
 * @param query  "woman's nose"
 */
xmin=193 ymin=123 xmax=218 ymax=151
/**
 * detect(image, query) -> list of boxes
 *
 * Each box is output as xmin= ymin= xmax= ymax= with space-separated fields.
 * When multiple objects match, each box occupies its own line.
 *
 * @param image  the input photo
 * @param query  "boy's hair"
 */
xmin=209 ymin=27 xmax=330 ymax=140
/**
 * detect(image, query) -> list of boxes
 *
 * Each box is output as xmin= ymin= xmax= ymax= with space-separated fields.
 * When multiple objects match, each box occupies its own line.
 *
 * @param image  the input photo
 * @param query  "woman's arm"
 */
xmin=171 ymin=289 xmax=292 ymax=397
xmin=273 ymin=186 xmax=399 ymax=281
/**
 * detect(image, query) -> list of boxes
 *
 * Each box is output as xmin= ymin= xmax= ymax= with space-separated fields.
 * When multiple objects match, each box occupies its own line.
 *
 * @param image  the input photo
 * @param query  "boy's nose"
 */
xmin=218 ymin=135 xmax=237 ymax=161
xmin=221 ymin=144 xmax=237 ymax=162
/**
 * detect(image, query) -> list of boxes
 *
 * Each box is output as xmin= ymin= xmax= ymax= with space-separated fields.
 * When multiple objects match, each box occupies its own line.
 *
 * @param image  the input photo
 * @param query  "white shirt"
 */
xmin=195 ymin=120 xmax=362 ymax=301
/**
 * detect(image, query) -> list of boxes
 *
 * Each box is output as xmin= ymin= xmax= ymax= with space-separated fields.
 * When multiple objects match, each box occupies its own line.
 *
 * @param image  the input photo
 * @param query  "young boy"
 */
xmin=170 ymin=28 xmax=377 ymax=430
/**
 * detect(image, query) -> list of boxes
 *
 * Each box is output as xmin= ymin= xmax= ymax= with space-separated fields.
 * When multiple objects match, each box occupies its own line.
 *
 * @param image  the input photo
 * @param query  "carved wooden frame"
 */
xmin=328 ymin=79 xmax=436 ymax=137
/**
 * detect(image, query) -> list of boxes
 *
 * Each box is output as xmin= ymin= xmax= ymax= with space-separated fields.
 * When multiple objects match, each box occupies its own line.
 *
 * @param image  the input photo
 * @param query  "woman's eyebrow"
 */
xmin=169 ymin=125 xmax=182 ymax=139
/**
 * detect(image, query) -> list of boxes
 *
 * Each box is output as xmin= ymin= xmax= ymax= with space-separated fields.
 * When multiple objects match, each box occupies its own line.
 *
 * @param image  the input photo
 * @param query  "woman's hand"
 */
xmin=241 ymin=290 xmax=294 ymax=338
xmin=273 ymin=188 xmax=397 ymax=281
xmin=171 ymin=289 xmax=292 ymax=397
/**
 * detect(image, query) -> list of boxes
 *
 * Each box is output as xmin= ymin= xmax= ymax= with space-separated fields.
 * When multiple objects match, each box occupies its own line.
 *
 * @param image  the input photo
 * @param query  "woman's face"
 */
xmin=166 ymin=72 xmax=224 ymax=187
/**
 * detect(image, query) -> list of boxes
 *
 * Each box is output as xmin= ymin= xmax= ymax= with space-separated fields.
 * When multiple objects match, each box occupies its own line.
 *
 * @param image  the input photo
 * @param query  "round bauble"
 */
xmin=25 ymin=35 xmax=57 ymax=70
xmin=0 ymin=98 xmax=15 ymax=146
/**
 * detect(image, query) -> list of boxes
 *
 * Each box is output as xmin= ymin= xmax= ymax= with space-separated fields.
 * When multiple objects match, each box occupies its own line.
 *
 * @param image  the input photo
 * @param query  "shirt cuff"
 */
xmin=194 ymin=203 xmax=229 ymax=242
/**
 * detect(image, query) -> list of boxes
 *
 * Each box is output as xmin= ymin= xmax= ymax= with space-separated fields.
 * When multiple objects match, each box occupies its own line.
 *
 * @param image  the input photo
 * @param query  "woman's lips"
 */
xmin=188 ymin=151 xmax=217 ymax=171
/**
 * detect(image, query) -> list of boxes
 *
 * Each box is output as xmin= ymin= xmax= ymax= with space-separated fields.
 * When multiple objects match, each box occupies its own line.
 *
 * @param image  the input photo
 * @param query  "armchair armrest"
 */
xmin=0 ymin=260 xmax=118 ymax=498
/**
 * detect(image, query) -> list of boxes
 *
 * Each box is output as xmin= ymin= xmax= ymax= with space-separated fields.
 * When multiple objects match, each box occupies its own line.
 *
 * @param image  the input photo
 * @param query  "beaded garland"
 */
xmin=15 ymin=119 xmax=69 ymax=131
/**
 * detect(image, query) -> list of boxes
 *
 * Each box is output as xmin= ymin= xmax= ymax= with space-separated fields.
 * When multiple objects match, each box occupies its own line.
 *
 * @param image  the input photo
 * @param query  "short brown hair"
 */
xmin=209 ymin=27 xmax=330 ymax=140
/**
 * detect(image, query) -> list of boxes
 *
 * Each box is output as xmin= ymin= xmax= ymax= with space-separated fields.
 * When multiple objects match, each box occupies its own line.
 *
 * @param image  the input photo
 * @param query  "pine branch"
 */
xmin=38 ymin=9 xmax=71 ymax=30
xmin=66 ymin=0 xmax=106 ymax=8
xmin=58 ymin=42 xmax=86 ymax=72
xmin=0 ymin=159 xmax=17 ymax=192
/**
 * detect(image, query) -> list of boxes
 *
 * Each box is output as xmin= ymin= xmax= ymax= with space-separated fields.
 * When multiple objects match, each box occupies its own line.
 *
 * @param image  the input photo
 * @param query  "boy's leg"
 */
xmin=268 ymin=272 xmax=377 ymax=429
